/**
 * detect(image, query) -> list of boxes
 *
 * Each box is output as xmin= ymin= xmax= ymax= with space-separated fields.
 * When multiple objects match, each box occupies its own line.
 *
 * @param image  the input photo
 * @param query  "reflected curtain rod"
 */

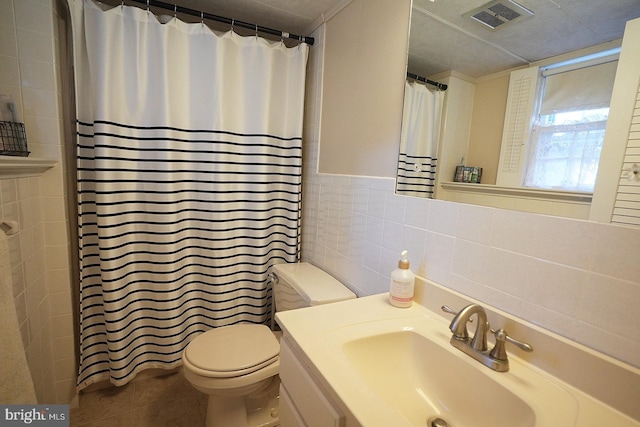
xmin=128 ymin=0 xmax=315 ymax=45
xmin=407 ymin=72 xmax=448 ymax=91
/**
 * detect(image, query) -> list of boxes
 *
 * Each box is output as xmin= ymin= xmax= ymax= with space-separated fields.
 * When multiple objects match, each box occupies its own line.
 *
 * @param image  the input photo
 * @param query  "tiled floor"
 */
xmin=70 ymin=371 xmax=206 ymax=427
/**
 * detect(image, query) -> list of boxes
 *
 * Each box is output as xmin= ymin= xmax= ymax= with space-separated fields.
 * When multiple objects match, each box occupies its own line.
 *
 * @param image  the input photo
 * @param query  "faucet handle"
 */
xmin=489 ymin=328 xmax=533 ymax=361
xmin=441 ymin=305 xmax=473 ymax=322
xmin=441 ymin=305 xmax=457 ymax=315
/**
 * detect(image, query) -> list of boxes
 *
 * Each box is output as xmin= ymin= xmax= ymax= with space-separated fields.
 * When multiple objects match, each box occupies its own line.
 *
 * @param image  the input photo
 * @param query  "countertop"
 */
xmin=276 ymin=289 xmax=640 ymax=427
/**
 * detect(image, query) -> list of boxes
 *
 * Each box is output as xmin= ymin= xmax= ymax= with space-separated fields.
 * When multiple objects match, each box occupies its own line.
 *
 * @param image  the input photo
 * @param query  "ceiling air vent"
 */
xmin=463 ymin=0 xmax=534 ymax=31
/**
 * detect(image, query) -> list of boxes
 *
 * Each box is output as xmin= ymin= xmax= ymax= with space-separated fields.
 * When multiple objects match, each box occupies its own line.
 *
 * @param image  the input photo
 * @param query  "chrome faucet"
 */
xmin=448 ymin=303 xmax=489 ymax=352
xmin=443 ymin=304 xmax=533 ymax=372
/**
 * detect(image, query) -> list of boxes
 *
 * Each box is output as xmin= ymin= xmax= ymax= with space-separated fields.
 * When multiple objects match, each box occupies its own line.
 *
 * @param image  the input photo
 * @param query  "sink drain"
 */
xmin=427 ymin=417 xmax=450 ymax=427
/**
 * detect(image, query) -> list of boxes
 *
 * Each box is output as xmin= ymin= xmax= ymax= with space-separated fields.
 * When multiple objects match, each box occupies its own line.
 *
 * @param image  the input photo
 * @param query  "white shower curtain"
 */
xmin=396 ymin=81 xmax=444 ymax=198
xmin=68 ymin=0 xmax=308 ymax=390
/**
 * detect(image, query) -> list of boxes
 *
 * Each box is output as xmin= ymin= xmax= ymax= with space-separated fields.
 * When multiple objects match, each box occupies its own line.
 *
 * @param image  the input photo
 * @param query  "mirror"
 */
xmin=398 ymin=0 xmax=640 ymax=219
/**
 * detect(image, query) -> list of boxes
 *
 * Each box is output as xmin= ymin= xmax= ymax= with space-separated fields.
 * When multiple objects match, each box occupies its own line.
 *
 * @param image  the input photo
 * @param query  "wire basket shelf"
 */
xmin=0 ymin=121 xmax=30 ymax=157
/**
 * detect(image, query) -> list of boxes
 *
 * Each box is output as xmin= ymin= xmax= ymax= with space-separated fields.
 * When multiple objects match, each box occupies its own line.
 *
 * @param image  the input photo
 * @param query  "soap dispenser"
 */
xmin=389 ymin=250 xmax=415 ymax=308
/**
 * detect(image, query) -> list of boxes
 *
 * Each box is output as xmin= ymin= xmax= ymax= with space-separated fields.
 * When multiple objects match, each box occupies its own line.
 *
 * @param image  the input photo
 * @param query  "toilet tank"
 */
xmin=272 ymin=262 xmax=356 ymax=312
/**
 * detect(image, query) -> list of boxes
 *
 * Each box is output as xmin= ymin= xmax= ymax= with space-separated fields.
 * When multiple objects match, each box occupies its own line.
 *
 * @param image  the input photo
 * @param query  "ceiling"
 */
xmin=408 ymin=0 xmax=640 ymax=78
xmin=122 ymin=0 xmax=640 ymax=78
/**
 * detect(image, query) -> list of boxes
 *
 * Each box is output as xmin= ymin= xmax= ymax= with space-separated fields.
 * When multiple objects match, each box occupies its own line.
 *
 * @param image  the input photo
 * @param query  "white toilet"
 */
xmin=182 ymin=262 xmax=356 ymax=427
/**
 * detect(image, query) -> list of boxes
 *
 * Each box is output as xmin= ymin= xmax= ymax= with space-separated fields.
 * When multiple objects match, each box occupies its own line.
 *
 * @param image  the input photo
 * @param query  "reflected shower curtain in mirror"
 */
xmin=68 ymin=0 xmax=308 ymax=390
xmin=396 ymin=81 xmax=444 ymax=198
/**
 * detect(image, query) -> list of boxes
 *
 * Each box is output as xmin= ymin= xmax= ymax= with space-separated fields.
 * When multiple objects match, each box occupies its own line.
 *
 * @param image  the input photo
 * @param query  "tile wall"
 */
xmin=301 ymin=24 xmax=640 ymax=369
xmin=0 ymin=0 xmax=76 ymax=404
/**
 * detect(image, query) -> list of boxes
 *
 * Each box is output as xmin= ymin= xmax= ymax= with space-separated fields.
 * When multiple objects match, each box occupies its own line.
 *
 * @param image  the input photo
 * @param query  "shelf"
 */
xmin=0 ymin=156 xmax=58 ymax=178
xmin=440 ymin=181 xmax=593 ymax=203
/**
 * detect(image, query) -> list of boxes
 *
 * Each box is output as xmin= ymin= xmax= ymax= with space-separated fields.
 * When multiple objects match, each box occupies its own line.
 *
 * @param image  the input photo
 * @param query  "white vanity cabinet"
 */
xmin=278 ymin=336 xmax=350 ymax=427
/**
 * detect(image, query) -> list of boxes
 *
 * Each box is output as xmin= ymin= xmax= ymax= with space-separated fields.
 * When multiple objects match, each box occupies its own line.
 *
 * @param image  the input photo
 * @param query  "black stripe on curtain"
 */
xmin=76 ymin=120 xmax=301 ymax=385
xmin=396 ymin=152 xmax=437 ymax=198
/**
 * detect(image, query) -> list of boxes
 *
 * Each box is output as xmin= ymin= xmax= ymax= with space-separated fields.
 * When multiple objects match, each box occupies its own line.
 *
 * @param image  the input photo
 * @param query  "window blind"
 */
xmin=540 ymin=60 xmax=618 ymax=115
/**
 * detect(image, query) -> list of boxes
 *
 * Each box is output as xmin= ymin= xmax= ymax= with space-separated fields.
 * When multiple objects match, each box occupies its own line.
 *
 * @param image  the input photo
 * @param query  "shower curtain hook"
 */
xmin=200 ymin=11 xmax=204 ymax=24
xmin=255 ymin=23 xmax=258 ymax=39
xmin=146 ymin=0 xmax=149 ymax=12
xmin=231 ymin=19 xmax=234 ymax=33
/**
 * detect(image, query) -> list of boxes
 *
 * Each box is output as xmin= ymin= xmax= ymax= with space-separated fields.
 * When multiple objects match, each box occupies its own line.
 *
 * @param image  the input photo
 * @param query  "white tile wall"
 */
xmin=1 ymin=0 xmax=76 ymax=404
xmin=301 ymin=24 xmax=640 ymax=369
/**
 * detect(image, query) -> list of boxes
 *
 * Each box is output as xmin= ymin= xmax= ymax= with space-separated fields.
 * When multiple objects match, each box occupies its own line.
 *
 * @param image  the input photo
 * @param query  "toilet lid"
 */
xmin=272 ymin=262 xmax=356 ymax=306
xmin=184 ymin=324 xmax=279 ymax=377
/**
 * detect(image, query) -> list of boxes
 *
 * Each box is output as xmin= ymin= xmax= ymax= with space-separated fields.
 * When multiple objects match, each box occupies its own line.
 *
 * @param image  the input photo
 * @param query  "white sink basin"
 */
xmin=324 ymin=316 xmax=578 ymax=427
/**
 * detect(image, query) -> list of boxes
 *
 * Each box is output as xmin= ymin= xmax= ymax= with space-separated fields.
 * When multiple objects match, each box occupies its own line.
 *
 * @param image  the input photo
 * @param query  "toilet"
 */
xmin=182 ymin=262 xmax=356 ymax=427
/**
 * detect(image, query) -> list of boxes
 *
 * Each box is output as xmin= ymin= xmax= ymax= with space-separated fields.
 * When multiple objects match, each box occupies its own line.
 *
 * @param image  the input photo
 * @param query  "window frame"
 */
xmin=495 ymin=49 xmax=620 ymax=192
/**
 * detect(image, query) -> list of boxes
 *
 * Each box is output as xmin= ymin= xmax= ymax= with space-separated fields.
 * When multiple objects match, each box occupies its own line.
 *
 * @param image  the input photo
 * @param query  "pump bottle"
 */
xmin=389 ymin=250 xmax=415 ymax=308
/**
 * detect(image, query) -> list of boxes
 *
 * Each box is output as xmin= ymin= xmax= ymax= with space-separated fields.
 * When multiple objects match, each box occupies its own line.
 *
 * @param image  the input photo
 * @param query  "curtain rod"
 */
xmin=407 ymin=72 xmax=448 ymax=91
xmin=128 ymin=0 xmax=315 ymax=45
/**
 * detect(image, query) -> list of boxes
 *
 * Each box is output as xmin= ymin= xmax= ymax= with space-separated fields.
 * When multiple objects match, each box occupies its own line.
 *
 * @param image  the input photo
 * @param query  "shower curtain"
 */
xmin=396 ymin=81 xmax=444 ymax=198
xmin=68 ymin=0 xmax=308 ymax=390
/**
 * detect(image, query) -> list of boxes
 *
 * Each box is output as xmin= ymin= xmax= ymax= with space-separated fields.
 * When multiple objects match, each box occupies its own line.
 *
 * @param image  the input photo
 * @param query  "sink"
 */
xmin=344 ymin=330 xmax=533 ymax=426
xmin=324 ymin=316 xmax=578 ymax=427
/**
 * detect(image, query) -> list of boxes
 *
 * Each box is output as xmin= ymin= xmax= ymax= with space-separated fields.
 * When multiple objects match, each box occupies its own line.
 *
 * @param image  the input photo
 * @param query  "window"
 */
xmin=525 ymin=108 xmax=609 ymax=191
xmin=496 ymin=50 xmax=619 ymax=192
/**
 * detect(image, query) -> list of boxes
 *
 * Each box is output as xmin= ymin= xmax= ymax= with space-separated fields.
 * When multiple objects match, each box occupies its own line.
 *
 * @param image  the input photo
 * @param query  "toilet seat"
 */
xmin=183 ymin=324 xmax=279 ymax=378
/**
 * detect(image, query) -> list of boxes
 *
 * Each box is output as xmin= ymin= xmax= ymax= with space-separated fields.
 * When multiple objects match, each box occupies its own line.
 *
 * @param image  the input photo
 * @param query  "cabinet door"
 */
xmin=279 ymin=385 xmax=307 ymax=427
xmin=591 ymin=17 xmax=640 ymax=225
xmin=279 ymin=339 xmax=344 ymax=427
